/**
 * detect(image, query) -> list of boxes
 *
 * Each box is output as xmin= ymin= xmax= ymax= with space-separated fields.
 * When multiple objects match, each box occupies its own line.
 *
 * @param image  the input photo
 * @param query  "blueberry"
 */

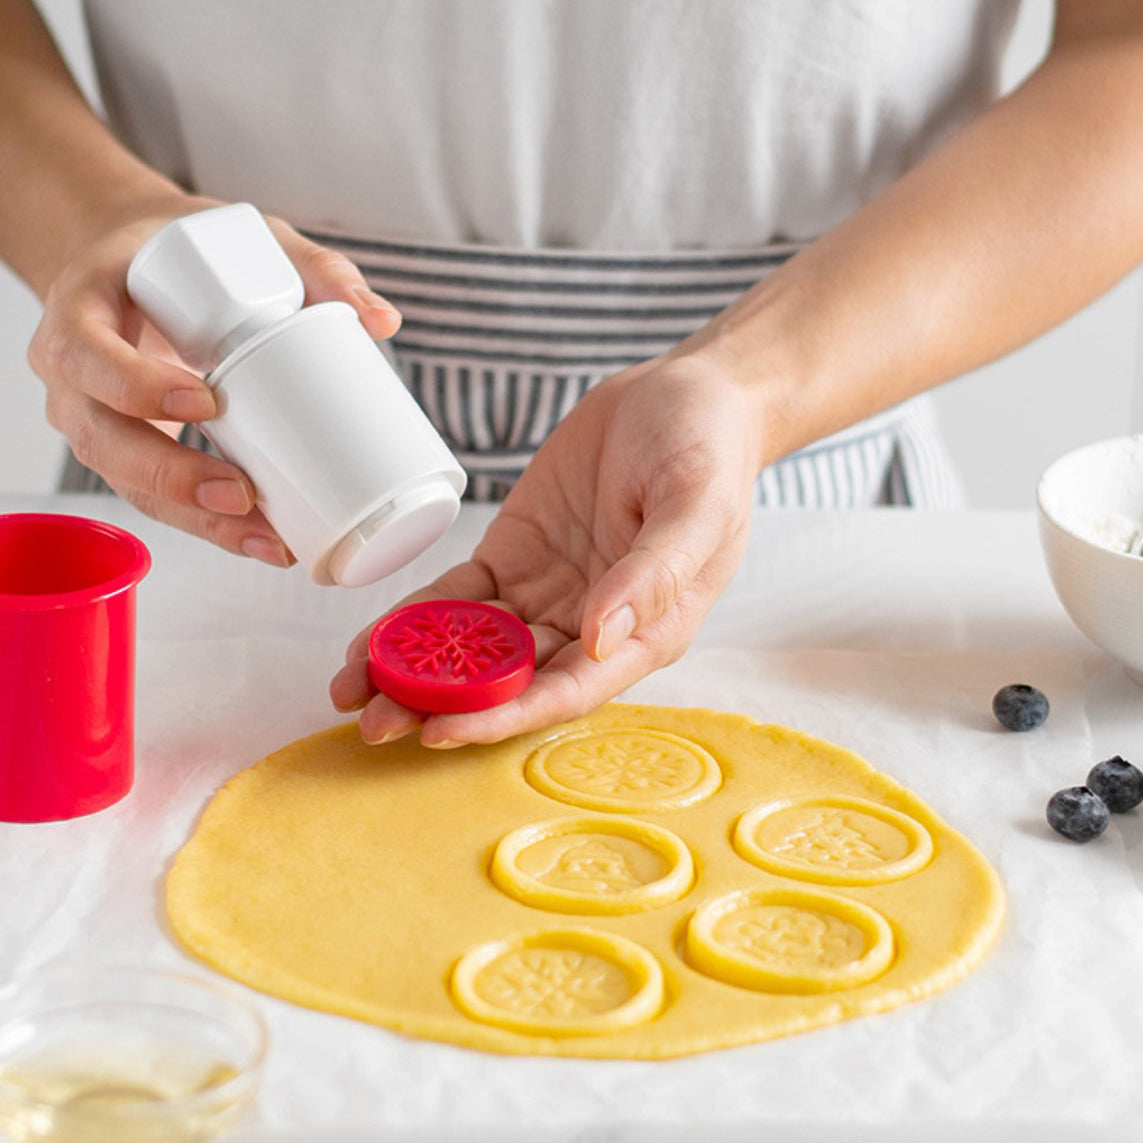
xmin=1086 ymin=756 xmax=1143 ymax=813
xmin=1046 ymin=786 xmax=1110 ymax=842
xmin=992 ymin=684 xmax=1049 ymax=732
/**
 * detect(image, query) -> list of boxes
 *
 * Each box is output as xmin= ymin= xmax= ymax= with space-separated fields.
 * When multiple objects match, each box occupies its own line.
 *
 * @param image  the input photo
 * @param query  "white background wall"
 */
xmin=1 ymin=0 xmax=1140 ymax=507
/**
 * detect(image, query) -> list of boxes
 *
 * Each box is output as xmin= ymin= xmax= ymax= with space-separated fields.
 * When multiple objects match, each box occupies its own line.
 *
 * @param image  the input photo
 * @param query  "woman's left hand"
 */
xmin=329 ymin=350 xmax=765 ymax=747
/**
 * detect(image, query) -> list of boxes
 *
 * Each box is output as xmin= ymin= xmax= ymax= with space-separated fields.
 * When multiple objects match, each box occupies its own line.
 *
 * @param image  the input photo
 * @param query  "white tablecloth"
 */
xmin=2 ymin=497 xmax=1141 ymax=1143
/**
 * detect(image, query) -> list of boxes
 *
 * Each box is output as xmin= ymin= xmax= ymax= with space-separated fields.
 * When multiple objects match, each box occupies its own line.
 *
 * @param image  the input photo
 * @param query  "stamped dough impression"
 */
xmin=525 ymin=728 xmax=722 ymax=812
xmin=450 ymin=929 xmax=665 ymax=1037
xmin=734 ymin=796 xmax=934 ymax=885
xmin=166 ymin=705 xmax=1005 ymax=1058
xmin=491 ymin=817 xmax=695 ymax=914
xmin=686 ymin=887 xmax=895 ymax=994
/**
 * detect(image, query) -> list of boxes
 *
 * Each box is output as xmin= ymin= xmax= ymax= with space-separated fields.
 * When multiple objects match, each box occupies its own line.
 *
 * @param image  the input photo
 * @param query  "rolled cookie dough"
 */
xmin=166 ymin=704 xmax=1004 ymax=1058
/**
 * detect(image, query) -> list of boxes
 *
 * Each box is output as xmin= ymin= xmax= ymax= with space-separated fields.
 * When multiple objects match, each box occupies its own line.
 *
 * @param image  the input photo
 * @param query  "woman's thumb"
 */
xmin=581 ymin=512 xmax=706 ymax=663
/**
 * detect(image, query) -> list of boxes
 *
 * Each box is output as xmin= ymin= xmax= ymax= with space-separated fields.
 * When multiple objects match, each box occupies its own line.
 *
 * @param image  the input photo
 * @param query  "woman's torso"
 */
xmin=83 ymin=0 xmax=1020 ymax=251
xmin=70 ymin=0 xmax=1021 ymax=507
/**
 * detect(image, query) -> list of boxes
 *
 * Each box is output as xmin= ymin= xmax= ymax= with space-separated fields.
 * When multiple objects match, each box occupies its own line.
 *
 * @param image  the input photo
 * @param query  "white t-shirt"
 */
xmin=68 ymin=0 xmax=1023 ymax=509
xmin=83 ymin=0 xmax=1021 ymax=251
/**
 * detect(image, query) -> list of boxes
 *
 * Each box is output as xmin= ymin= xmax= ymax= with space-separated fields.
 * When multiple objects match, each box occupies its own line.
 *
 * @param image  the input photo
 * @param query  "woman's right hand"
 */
xmin=27 ymin=193 xmax=403 ymax=564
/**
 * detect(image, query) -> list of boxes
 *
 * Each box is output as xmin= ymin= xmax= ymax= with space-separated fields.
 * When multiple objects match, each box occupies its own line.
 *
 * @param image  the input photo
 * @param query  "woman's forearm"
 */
xmin=685 ymin=0 xmax=1143 ymax=469
xmin=0 ymin=0 xmax=183 ymax=297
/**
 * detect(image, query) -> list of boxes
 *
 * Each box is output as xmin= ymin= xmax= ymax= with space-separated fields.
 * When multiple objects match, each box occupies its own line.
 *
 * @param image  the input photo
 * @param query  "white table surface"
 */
xmin=2 ymin=496 xmax=1141 ymax=1143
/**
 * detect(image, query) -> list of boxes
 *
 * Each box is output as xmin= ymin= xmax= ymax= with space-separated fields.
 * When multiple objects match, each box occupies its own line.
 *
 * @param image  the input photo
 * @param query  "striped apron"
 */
xmin=62 ymin=235 xmax=964 ymax=508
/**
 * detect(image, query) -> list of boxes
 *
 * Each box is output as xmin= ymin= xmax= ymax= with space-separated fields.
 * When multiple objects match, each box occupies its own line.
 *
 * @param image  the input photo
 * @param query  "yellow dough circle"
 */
xmin=449 ymin=928 xmax=665 ymax=1036
xmin=733 ymin=796 xmax=934 ymax=886
xmin=166 ymin=704 xmax=1005 ymax=1059
xmin=490 ymin=817 xmax=695 ymax=914
xmin=524 ymin=727 xmax=722 ymax=812
xmin=685 ymin=887 xmax=895 ymax=993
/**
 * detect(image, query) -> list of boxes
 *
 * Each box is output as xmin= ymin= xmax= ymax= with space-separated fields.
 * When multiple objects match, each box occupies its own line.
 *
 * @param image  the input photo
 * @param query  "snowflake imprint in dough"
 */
xmin=526 ymin=729 xmax=722 ymax=811
xmin=168 ymin=709 xmax=1002 ymax=1056
xmin=451 ymin=928 xmax=665 ymax=1036
xmin=476 ymin=948 xmax=632 ymax=1018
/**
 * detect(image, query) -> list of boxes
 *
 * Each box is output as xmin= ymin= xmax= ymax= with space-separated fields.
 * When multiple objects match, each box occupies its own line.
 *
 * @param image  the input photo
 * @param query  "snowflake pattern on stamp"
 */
xmin=390 ymin=609 xmax=518 ymax=681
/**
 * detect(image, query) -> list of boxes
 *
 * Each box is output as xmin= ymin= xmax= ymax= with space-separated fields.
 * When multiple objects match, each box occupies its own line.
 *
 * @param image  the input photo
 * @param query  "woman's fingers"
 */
xmin=121 ymin=485 xmax=292 ymax=564
xmin=49 ymin=398 xmax=292 ymax=563
xmin=400 ymin=504 xmax=745 ymax=745
xmin=580 ymin=485 xmax=734 ymax=663
xmin=330 ymin=497 xmax=744 ymax=746
xmin=25 ymin=198 xmax=397 ymax=565
xmin=416 ymin=633 xmax=656 ymax=747
xmin=31 ymin=274 xmax=217 ymax=423
xmin=49 ymin=396 xmax=251 ymax=509
xmin=329 ymin=560 xmax=517 ymax=716
xmin=411 ymin=533 xmax=726 ymax=745
xmin=29 ymin=209 xmax=298 ymax=562
xmin=338 ymin=562 xmax=500 ymax=666
xmin=357 ymin=692 xmax=425 ymax=745
xmin=342 ymin=620 xmax=577 ymax=747
xmin=270 ymin=221 xmax=403 ymax=341
xmin=71 ymin=319 xmax=214 ymax=421
xmin=329 ymin=554 xmax=574 ymax=737
xmin=330 ymin=562 xmax=497 ymax=713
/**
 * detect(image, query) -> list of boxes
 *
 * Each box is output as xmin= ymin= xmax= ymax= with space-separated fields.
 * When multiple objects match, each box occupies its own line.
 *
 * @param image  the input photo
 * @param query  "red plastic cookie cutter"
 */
xmin=367 ymin=600 xmax=536 ymax=714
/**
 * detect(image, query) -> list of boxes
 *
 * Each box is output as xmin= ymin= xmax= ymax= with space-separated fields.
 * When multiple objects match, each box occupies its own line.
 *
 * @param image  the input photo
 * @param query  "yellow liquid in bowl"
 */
xmin=0 ymin=1040 xmax=246 ymax=1142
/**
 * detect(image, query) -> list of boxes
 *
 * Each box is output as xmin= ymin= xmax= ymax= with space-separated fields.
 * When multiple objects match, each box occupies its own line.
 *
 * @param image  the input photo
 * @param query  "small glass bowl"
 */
xmin=0 ymin=965 xmax=267 ymax=1143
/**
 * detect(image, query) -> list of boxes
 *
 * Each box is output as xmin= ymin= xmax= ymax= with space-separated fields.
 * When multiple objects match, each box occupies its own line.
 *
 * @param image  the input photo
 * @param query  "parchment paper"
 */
xmin=3 ymin=501 xmax=1141 ymax=1141
xmin=7 ymin=637 xmax=1139 ymax=1141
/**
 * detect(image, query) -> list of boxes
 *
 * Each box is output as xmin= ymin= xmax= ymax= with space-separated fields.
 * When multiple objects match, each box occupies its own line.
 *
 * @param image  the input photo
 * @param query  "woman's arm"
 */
xmin=332 ymin=0 xmax=1143 ymax=747
xmin=0 ymin=0 xmax=400 ymax=561
xmin=0 ymin=0 xmax=184 ymax=296
xmin=680 ymin=0 xmax=1143 ymax=471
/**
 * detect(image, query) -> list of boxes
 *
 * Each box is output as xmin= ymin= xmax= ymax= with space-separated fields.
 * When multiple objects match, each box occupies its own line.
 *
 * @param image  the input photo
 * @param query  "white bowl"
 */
xmin=1037 ymin=435 xmax=1143 ymax=684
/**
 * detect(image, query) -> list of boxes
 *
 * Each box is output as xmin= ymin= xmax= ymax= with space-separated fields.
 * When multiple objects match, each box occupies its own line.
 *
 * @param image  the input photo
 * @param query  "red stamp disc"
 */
xmin=367 ymin=600 xmax=536 ymax=714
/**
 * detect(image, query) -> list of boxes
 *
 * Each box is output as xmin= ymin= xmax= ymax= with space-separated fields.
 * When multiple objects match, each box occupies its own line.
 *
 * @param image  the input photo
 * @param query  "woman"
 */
xmin=2 ymin=0 xmax=1141 ymax=747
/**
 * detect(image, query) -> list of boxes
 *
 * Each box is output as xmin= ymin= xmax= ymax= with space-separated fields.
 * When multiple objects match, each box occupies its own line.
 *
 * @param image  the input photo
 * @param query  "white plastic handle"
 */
xmin=127 ymin=203 xmax=305 ymax=374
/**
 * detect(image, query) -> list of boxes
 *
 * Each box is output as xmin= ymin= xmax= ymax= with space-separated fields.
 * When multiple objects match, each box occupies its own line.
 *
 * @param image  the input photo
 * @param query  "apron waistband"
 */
xmin=304 ymin=229 xmax=805 ymax=370
xmin=303 ymin=229 xmax=926 ymax=503
xmin=59 ymin=232 xmax=963 ymax=508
